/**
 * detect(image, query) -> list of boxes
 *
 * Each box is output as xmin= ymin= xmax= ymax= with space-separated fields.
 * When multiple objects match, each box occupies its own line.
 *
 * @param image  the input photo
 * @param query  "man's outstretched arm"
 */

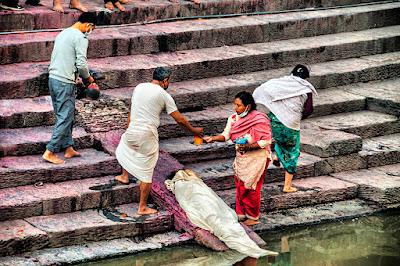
xmin=170 ymin=110 xmax=203 ymax=136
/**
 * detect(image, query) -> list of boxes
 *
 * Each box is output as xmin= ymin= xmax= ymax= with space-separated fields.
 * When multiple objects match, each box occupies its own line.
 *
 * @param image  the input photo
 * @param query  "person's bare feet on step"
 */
xmin=42 ymin=150 xmax=65 ymax=164
xmin=52 ymin=0 xmax=64 ymax=12
xmin=243 ymin=219 xmax=260 ymax=226
xmin=104 ymin=1 xmax=114 ymax=10
xmin=137 ymin=207 xmax=158 ymax=215
xmin=114 ymin=1 xmax=126 ymax=11
xmin=70 ymin=0 xmax=88 ymax=12
xmin=64 ymin=146 xmax=81 ymax=158
xmin=283 ymin=186 xmax=297 ymax=193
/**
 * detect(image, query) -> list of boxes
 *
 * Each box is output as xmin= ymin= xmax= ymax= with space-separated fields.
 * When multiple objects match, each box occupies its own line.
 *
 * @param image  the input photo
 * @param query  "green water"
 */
xmin=82 ymin=213 xmax=400 ymax=266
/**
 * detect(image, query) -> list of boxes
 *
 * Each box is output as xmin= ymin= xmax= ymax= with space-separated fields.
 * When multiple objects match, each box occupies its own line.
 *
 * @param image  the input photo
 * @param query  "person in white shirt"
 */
xmin=115 ymin=67 xmax=203 ymax=215
xmin=253 ymin=64 xmax=317 ymax=193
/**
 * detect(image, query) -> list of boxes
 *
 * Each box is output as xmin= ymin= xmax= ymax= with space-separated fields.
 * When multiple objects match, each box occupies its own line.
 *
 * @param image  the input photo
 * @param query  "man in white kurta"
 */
xmin=115 ymin=67 xmax=203 ymax=215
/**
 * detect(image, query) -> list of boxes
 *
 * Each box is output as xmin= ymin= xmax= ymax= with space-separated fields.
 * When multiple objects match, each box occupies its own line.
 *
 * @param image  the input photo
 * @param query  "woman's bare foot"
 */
xmin=283 ymin=186 xmax=297 ymax=193
xmin=104 ymin=1 xmax=114 ymax=10
xmin=70 ymin=0 xmax=88 ymax=12
xmin=52 ymin=0 xmax=64 ymax=13
xmin=115 ymin=174 xmax=129 ymax=185
xmin=137 ymin=207 xmax=158 ymax=215
xmin=243 ymin=219 xmax=260 ymax=226
xmin=64 ymin=147 xmax=81 ymax=159
xmin=42 ymin=150 xmax=65 ymax=164
xmin=114 ymin=1 xmax=125 ymax=11
xmin=192 ymin=0 xmax=201 ymax=4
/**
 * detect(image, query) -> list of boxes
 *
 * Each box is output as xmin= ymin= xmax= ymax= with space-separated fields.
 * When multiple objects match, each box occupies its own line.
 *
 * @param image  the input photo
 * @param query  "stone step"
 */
xmin=2 ymin=2 xmax=400 ymax=64
xmin=0 ymin=126 xmax=93 ymax=156
xmin=0 ymin=0 xmax=390 ymax=32
xmin=343 ymin=78 xmax=400 ymax=116
xmin=160 ymin=127 xmax=363 ymax=163
xmin=303 ymin=110 xmax=400 ymax=139
xmin=0 ymin=203 xmax=173 ymax=256
xmin=0 ymin=148 xmax=121 ymax=189
xmin=331 ymin=163 xmax=400 ymax=208
xmin=0 ymin=175 xmax=139 ymax=222
xmin=0 ymin=96 xmax=54 ymax=129
xmin=2 ymin=26 xmax=400 ymax=99
xmin=185 ymin=152 xmax=324 ymax=191
xmin=216 ymin=175 xmax=358 ymax=212
xmin=254 ymin=199 xmax=381 ymax=232
xmin=0 ymin=232 xmax=192 ymax=265
xmin=360 ymin=133 xmax=400 ymax=168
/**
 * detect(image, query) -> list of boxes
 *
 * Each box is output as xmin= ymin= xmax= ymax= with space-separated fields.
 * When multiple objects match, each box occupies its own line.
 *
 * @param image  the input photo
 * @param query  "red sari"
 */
xmin=229 ymin=110 xmax=271 ymax=220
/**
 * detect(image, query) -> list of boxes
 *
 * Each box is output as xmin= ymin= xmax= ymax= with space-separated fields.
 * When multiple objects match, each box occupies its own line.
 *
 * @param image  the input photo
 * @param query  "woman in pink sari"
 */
xmin=204 ymin=91 xmax=272 ymax=226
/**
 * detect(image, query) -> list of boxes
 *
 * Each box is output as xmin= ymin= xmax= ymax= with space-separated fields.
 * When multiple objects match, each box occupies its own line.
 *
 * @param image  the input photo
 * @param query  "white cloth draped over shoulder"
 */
xmin=165 ymin=170 xmax=278 ymax=258
xmin=116 ymin=82 xmax=178 ymax=183
xmin=253 ymin=75 xmax=317 ymax=130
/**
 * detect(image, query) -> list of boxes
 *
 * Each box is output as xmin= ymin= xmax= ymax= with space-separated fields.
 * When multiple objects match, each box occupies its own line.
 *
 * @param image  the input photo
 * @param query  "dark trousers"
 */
xmin=0 ymin=0 xmax=19 ymax=7
xmin=46 ymin=78 xmax=76 ymax=153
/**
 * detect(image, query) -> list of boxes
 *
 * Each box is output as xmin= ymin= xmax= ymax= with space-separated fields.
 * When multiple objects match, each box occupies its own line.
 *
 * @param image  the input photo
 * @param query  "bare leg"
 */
xmin=52 ymin=0 xmax=64 ymax=12
xmin=283 ymin=171 xmax=297 ymax=193
xmin=137 ymin=182 xmax=158 ymax=215
xmin=69 ymin=0 xmax=88 ymax=12
xmin=42 ymin=149 xmax=65 ymax=164
xmin=115 ymin=168 xmax=129 ymax=184
xmin=64 ymin=146 xmax=81 ymax=158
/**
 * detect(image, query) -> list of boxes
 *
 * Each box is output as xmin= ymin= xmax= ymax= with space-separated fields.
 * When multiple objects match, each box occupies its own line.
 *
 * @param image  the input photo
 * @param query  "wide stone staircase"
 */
xmin=0 ymin=0 xmax=399 ymax=264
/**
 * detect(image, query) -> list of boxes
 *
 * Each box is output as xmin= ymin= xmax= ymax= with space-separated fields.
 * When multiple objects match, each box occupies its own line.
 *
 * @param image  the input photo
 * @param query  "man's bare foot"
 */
xmin=52 ymin=3 xmax=64 ymax=12
xmin=70 ymin=0 xmax=88 ymax=12
xmin=137 ymin=207 xmax=158 ymax=215
xmin=114 ymin=2 xmax=125 ymax=11
xmin=104 ymin=1 xmax=114 ymax=10
xmin=115 ymin=174 xmax=129 ymax=185
xmin=64 ymin=147 xmax=81 ymax=158
xmin=42 ymin=150 xmax=65 ymax=164
xmin=243 ymin=219 xmax=260 ymax=226
xmin=283 ymin=187 xmax=297 ymax=193
xmin=193 ymin=0 xmax=201 ymax=4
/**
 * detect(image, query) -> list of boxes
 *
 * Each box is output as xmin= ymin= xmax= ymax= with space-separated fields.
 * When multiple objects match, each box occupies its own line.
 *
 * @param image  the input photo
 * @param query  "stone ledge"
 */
xmin=2 ymin=25 xmax=400 ymax=99
xmin=360 ymin=133 xmax=400 ymax=168
xmin=2 ymin=2 xmax=399 ymax=64
xmin=331 ymin=164 xmax=400 ymax=206
xmin=0 ymin=0 xmax=392 ymax=32
xmin=217 ymin=176 xmax=358 ymax=212
xmin=0 ymin=176 xmax=138 ymax=221
xmin=0 ymin=149 xmax=120 ymax=189
xmin=0 ymin=126 xmax=93 ymax=157
xmin=254 ymin=199 xmax=382 ymax=232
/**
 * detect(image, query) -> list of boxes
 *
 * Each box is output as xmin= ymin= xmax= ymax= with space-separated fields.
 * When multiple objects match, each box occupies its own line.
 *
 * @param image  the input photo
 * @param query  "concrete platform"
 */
xmin=1 ymin=26 xmax=400 ymax=99
xmin=0 ymin=148 xmax=120 ymax=189
xmin=0 ymin=126 xmax=93 ymax=156
xmin=0 ymin=0 xmax=391 ymax=32
xmin=0 ymin=203 xmax=173 ymax=256
xmin=1 ymin=2 xmax=399 ymax=64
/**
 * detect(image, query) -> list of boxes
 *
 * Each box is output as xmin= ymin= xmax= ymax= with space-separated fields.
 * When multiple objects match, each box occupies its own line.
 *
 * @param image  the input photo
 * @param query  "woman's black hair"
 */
xmin=291 ymin=64 xmax=310 ymax=79
xmin=235 ymin=91 xmax=257 ymax=111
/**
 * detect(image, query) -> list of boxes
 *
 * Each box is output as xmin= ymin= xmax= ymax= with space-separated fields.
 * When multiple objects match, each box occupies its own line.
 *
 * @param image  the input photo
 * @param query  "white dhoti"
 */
xmin=115 ymin=125 xmax=159 ymax=183
xmin=165 ymin=170 xmax=278 ymax=258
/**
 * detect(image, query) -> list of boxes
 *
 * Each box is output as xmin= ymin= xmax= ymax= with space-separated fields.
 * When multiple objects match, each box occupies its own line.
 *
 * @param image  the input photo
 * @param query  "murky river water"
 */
xmin=81 ymin=212 xmax=400 ymax=266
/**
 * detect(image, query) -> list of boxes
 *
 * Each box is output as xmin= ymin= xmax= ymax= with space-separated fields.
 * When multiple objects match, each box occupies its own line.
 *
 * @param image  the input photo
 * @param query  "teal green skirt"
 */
xmin=268 ymin=112 xmax=300 ymax=174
